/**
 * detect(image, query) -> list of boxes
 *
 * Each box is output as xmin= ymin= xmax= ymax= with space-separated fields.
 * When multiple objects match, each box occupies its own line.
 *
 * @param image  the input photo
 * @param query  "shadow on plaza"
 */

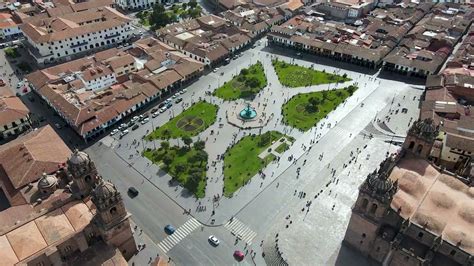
xmin=333 ymin=244 xmax=379 ymax=266
xmin=158 ymin=170 xmax=195 ymax=199
xmin=262 ymin=45 xmax=426 ymax=86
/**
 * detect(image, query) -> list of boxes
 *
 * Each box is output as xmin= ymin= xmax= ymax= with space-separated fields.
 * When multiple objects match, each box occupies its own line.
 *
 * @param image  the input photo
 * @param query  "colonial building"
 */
xmin=343 ymin=119 xmax=474 ymax=265
xmin=21 ymin=6 xmax=133 ymax=65
xmin=0 ymin=87 xmax=30 ymax=140
xmin=0 ymin=149 xmax=137 ymax=264
xmin=115 ymin=0 xmax=158 ymax=11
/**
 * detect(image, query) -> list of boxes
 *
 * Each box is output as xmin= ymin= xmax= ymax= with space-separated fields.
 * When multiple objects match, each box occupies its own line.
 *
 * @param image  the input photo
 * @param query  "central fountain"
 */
xmin=239 ymin=102 xmax=257 ymax=120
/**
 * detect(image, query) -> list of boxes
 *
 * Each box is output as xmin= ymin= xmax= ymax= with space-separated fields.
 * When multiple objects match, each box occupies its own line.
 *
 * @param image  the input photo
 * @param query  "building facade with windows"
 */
xmin=21 ymin=7 xmax=132 ymax=65
xmin=0 ymin=89 xmax=30 ymax=140
xmin=115 ymin=0 xmax=158 ymax=11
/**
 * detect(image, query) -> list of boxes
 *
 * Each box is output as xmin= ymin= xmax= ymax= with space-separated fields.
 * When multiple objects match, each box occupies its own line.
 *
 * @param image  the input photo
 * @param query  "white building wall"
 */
xmin=27 ymin=22 xmax=133 ymax=64
xmin=116 ymin=0 xmax=159 ymax=10
xmin=1 ymin=25 xmax=22 ymax=39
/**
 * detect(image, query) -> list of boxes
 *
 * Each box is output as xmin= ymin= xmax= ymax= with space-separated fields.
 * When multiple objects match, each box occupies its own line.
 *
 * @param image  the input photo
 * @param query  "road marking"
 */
xmin=157 ymin=218 xmax=201 ymax=253
xmin=224 ymin=218 xmax=257 ymax=245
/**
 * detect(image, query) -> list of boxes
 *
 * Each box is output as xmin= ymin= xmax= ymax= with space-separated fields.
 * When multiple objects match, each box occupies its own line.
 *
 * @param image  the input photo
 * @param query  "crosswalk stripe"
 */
xmin=157 ymin=218 xmax=201 ymax=254
xmin=223 ymin=218 xmax=257 ymax=245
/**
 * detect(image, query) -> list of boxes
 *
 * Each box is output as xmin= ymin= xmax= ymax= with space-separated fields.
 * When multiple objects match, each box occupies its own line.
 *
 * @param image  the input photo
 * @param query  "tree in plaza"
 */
xmin=194 ymin=140 xmax=206 ymax=150
xmin=182 ymin=2 xmax=187 ymax=9
xmin=188 ymin=0 xmax=198 ymax=9
xmin=182 ymin=136 xmax=193 ymax=147
xmin=162 ymin=153 xmax=173 ymax=166
xmin=305 ymin=97 xmax=320 ymax=113
xmin=240 ymin=68 xmax=249 ymax=76
xmin=245 ymin=77 xmax=260 ymax=88
xmin=175 ymin=162 xmax=187 ymax=174
xmin=322 ymin=90 xmax=328 ymax=99
xmin=258 ymin=132 xmax=272 ymax=147
xmin=149 ymin=3 xmax=174 ymax=30
xmin=188 ymin=7 xmax=201 ymax=18
xmin=160 ymin=141 xmax=170 ymax=150
xmin=194 ymin=150 xmax=208 ymax=166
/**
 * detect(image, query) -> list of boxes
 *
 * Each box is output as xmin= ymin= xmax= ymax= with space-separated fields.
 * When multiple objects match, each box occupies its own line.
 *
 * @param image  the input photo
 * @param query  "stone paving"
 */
xmin=102 ymin=41 xmax=423 ymax=232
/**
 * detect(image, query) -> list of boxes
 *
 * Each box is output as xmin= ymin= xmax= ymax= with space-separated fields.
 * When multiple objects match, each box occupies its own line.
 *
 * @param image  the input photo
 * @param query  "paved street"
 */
xmin=83 ymin=38 xmax=423 ymax=265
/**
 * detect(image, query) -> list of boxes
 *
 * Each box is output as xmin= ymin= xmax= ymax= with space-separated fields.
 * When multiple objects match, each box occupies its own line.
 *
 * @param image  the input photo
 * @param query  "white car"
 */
xmin=131 ymin=116 xmax=139 ymax=122
xmin=213 ymin=68 xmax=219 ymax=73
xmin=141 ymin=117 xmax=149 ymax=124
xmin=152 ymin=111 xmax=159 ymax=118
xmin=208 ymin=235 xmax=219 ymax=246
xmin=120 ymin=129 xmax=129 ymax=137
xmin=160 ymin=107 xmax=167 ymax=113
xmin=110 ymin=129 xmax=119 ymax=136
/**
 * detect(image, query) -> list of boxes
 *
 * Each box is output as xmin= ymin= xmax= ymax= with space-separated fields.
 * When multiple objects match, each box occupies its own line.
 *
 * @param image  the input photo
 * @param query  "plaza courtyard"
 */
xmin=89 ymin=41 xmax=424 ymax=266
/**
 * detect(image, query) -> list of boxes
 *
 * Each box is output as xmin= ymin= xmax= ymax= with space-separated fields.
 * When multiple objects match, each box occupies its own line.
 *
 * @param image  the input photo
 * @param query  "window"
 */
xmin=110 ymin=207 xmax=117 ymax=215
xmin=362 ymin=233 xmax=366 ymax=238
xmin=450 ymin=250 xmax=456 ymax=256
xmin=370 ymin=204 xmax=377 ymax=214
xmin=418 ymin=232 xmax=423 ymax=238
xmin=361 ymin=198 xmax=368 ymax=210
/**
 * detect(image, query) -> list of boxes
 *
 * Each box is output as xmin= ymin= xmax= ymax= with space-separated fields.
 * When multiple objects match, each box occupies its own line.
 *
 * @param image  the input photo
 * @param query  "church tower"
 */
xmin=91 ymin=177 xmax=137 ymax=260
xmin=402 ymin=118 xmax=438 ymax=159
xmin=67 ymin=149 xmax=99 ymax=198
xmin=343 ymin=155 xmax=398 ymax=259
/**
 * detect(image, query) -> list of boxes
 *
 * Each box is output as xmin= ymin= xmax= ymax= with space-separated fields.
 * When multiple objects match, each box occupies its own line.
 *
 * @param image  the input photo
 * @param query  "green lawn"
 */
xmin=272 ymin=60 xmax=351 ymax=87
xmin=214 ymin=61 xmax=267 ymax=100
xmin=223 ymin=131 xmax=283 ymax=197
xmin=275 ymin=142 xmax=289 ymax=153
xmin=143 ymin=142 xmax=207 ymax=198
xmin=283 ymin=85 xmax=358 ymax=131
xmin=147 ymin=101 xmax=218 ymax=140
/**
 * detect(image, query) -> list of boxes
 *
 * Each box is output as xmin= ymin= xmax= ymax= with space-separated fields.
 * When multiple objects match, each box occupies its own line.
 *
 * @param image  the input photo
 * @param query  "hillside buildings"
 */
xmin=20 ymin=6 xmax=133 ymax=65
xmin=0 ymin=146 xmax=137 ymax=264
xmin=26 ymin=38 xmax=204 ymax=140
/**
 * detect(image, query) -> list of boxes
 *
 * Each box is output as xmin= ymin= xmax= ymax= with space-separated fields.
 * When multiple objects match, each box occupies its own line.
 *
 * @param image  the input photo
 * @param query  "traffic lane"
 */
xmin=171 ymin=226 xmax=253 ymax=266
xmin=86 ymin=144 xmax=189 ymax=243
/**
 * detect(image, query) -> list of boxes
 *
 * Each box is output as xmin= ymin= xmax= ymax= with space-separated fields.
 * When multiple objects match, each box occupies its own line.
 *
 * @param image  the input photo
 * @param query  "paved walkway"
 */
xmin=106 ymin=42 xmax=422 ymax=228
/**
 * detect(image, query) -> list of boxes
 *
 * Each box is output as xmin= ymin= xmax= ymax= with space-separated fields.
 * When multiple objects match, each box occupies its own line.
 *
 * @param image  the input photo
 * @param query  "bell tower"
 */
xmin=91 ymin=177 xmax=137 ymax=260
xmin=343 ymin=155 xmax=398 ymax=257
xmin=67 ymin=149 xmax=98 ymax=198
xmin=402 ymin=118 xmax=438 ymax=159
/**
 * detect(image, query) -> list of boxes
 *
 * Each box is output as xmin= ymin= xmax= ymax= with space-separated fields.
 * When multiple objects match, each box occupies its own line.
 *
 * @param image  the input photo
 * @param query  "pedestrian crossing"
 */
xmin=224 ymin=218 xmax=257 ymax=245
xmin=158 ymin=218 xmax=201 ymax=253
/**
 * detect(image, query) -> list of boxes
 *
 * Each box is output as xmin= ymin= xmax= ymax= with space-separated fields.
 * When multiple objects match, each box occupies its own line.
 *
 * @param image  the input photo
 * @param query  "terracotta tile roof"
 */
xmin=61 ymin=200 xmax=94 ymax=231
xmin=0 ymin=125 xmax=71 ymax=189
xmin=107 ymin=54 xmax=135 ymax=71
xmin=21 ymin=7 xmax=131 ymax=43
xmin=148 ymin=70 xmax=182 ymax=90
xmin=34 ymin=208 xmax=75 ymax=245
xmin=6 ymin=221 xmax=48 ymax=261
xmin=0 ymin=12 xmax=19 ymax=29
xmin=0 ymin=95 xmax=29 ymax=126
xmin=389 ymin=158 xmax=474 ymax=254
xmin=0 ymin=235 xmax=19 ymax=264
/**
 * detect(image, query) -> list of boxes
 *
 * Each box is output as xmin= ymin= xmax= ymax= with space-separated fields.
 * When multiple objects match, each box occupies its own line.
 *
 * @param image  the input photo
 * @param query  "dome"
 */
xmin=367 ymin=171 xmax=393 ymax=195
xmin=92 ymin=178 xmax=118 ymax=201
xmin=38 ymin=173 xmax=58 ymax=189
xmin=68 ymin=149 xmax=90 ymax=165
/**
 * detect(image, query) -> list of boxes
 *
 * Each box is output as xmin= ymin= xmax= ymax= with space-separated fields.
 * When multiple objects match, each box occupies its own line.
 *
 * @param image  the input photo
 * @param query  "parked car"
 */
xmin=131 ymin=124 xmax=139 ymax=130
xmin=208 ymin=235 xmax=220 ymax=246
xmin=164 ymin=225 xmax=175 ymax=235
xmin=166 ymin=102 xmax=173 ymax=109
xmin=175 ymin=97 xmax=183 ymax=103
xmin=120 ymin=129 xmax=129 ymax=138
xmin=213 ymin=67 xmax=219 ymax=73
xmin=131 ymin=116 xmax=139 ymax=122
xmin=152 ymin=111 xmax=159 ymax=118
xmin=141 ymin=117 xmax=149 ymax=124
xmin=158 ymin=102 xmax=165 ymax=108
xmin=110 ymin=129 xmax=119 ymax=136
xmin=128 ymin=187 xmax=139 ymax=198
xmin=151 ymin=108 xmax=158 ymax=113
xmin=160 ymin=107 xmax=167 ymax=113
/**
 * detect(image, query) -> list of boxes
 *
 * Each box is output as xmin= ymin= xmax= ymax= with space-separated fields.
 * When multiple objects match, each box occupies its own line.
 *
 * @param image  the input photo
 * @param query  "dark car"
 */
xmin=175 ymin=97 xmax=183 ymax=103
xmin=131 ymin=124 xmax=139 ymax=131
xmin=164 ymin=225 xmax=176 ymax=235
xmin=151 ymin=108 xmax=158 ymax=113
xmin=166 ymin=102 xmax=173 ymax=109
xmin=128 ymin=187 xmax=139 ymax=197
xmin=158 ymin=102 xmax=165 ymax=108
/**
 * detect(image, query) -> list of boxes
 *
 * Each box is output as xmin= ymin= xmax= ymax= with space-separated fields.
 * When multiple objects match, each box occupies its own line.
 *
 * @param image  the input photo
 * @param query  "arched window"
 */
xmin=416 ymin=144 xmax=423 ymax=154
xmin=85 ymin=175 xmax=92 ymax=183
xmin=370 ymin=203 xmax=378 ymax=214
xmin=110 ymin=207 xmax=117 ymax=215
xmin=361 ymin=198 xmax=369 ymax=210
xmin=408 ymin=141 xmax=415 ymax=150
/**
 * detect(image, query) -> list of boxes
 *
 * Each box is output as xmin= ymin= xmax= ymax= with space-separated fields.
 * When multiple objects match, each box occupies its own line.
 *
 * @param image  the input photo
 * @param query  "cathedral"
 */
xmin=1 ymin=149 xmax=137 ymax=265
xmin=343 ymin=119 xmax=474 ymax=265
